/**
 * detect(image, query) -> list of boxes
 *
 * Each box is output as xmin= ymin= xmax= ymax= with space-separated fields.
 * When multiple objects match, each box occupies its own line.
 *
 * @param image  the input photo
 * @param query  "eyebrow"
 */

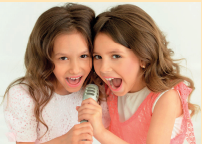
xmin=93 ymin=50 xmax=123 ymax=55
xmin=55 ymin=53 xmax=67 ymax=56
xmin=55 ymin=50 xmax=89 ymax=56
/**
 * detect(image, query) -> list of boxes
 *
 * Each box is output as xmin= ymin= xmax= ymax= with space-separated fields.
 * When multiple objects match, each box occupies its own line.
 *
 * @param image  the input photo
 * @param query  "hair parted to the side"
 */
xmin=2 ymin=3 xmax=95 ymax=138
xmin=93 ymin=4 xmax=200 ymax=117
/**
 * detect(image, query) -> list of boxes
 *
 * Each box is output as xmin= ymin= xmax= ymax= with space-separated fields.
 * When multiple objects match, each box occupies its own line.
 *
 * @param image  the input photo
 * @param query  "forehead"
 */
xmin=94 ymin=33 xmax=130 ymax=54
xmin=53 ymin=32 xmax=88 ymax=52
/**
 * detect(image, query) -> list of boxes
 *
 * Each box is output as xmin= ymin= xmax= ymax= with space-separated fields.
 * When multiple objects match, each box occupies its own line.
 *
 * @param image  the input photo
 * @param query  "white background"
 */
xmin=0 ymin=2 xmax=201 ymax=144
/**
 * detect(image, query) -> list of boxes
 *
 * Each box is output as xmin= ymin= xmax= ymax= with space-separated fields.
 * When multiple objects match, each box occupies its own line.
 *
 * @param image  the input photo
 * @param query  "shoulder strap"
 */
xmin=172 ymin=82 xmax=196 ymax=144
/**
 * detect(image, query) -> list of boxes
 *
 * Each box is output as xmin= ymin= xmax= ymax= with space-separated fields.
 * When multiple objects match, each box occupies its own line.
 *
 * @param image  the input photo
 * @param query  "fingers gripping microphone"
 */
xmin=80 ymin=84 xmax=99 ymax=123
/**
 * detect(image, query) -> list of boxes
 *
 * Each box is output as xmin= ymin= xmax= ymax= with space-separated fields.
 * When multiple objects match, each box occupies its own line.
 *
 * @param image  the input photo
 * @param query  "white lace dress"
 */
xmin=3 ymin=84 xmax=110 ymax=143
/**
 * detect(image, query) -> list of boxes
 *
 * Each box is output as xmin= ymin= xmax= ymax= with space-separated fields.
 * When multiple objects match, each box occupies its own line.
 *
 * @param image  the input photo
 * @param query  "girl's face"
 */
xmin=52 ymin=31 xmax=92 ymax=95
xmin=94 ymin=33 xmax=146 ymax=96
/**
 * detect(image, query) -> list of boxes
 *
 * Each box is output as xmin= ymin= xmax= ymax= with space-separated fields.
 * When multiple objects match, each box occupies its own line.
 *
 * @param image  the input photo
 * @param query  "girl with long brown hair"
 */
xmin=2 ymin=3 xmax=110 ymax=144
xmin=77 ymin=4 xmax=199 ymax=144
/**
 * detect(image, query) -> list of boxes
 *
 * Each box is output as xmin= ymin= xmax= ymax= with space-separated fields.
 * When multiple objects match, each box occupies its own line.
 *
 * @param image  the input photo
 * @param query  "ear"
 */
xmin=140 ymin=60 xmax=146 ymax=68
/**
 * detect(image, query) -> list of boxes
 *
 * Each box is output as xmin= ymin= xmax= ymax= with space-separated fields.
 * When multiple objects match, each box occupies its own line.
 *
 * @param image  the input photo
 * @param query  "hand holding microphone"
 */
xmin=77 ymin=84 xmax=105 ymax=139
xmin=64 ymin=85 xmax=98 ymax=144
xmin=80 ymin=84 xmax=99 ymax=123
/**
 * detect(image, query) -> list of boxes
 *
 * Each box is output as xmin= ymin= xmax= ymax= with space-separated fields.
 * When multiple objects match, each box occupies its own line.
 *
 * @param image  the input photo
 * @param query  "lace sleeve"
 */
xmin=3 ymin=84 xmax=38 ymax=142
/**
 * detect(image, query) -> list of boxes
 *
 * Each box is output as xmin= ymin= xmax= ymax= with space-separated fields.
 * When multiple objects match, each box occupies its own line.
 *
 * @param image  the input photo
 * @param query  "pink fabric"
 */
xmin=106 ymin=82 xmax=196 ymax=144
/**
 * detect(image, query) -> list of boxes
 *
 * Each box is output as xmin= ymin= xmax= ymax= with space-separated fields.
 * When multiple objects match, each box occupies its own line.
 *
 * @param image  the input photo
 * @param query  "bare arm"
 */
xmin=16 ymin=136 xmax=68 ymax=144
xmin=16 ymin=133 xmax=69 ymax=144
xmin=95 ymin=128 xmax=129 ymax=144
xmin=146 ymin=89 xmax=182 ymax=144
xmin=16 ymin=142 xmax=35 ymax=144
xmin=16 ymin=122 xmax=93 ymax=144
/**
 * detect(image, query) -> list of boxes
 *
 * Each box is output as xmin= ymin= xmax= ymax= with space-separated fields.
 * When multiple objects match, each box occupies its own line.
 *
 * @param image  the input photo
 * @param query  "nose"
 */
xmin=69 ymin=59 xmax=81 ymax=75
xmin=100 ymin=60 xmax=112 ymax=74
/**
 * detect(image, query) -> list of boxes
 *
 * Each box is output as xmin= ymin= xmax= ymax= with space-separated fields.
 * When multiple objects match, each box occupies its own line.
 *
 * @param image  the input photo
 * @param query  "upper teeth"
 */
xmin=106 ymin=78 xmax=114 ymax=81
xmin=69 ymin=76 xmax=81 ymax=80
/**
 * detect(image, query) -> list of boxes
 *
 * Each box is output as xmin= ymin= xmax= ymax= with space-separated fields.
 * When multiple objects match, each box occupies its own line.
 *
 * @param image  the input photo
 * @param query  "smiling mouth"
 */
xmin=66 ymin=76 xmax=82 ymax=86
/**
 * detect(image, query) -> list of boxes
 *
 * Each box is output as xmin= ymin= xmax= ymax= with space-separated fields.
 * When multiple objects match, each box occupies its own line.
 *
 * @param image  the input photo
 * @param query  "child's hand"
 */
xmin=65 ymin=122 xmax=93 ymax=144
xmin=77 ymin=98 xmax=105 ymax=138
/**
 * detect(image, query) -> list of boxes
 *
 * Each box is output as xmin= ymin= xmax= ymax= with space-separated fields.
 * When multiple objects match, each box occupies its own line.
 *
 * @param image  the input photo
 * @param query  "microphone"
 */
xmin=80 ymin=84 xmax=99 ymax=123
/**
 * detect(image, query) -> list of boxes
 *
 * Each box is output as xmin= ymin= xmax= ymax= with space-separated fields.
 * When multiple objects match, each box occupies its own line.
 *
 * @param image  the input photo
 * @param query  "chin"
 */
xmin=112 ymin=90 xmax=127 ymax=97
xmin=67 ymin=86 xmax=82 ymax=92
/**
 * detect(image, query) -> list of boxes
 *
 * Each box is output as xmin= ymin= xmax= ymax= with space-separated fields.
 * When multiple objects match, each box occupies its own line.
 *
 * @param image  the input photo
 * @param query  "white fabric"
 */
xmin=118 ymin=87 xmax=150 ymax=122
xmin=118 ymin=87 xmax=182 ymax=139
xmin=3 ymin=84 xmax=110 ymax=143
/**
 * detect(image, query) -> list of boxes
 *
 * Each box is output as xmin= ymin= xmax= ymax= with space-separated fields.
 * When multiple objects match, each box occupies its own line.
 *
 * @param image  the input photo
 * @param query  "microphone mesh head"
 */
xmin=80 ymin=84 xmax=99 ymax=124
xmin=83 ymin=84 xmax=99 ymax=102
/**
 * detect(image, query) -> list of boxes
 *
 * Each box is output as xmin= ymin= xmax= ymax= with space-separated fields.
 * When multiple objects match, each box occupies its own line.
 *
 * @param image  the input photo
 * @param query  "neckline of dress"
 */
xmin=53 ymin=88 xmax=83 ymax=97
xmin=124 ymin=86 xmax=150 ymax=97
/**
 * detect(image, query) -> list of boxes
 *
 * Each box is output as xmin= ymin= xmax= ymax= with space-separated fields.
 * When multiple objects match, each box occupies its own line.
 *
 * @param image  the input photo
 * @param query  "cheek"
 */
xmin=53 ymin=69 xmax=60 ymax=80
xmin=93 ymin=61 xmax=101 ymax=74
xmin=119 ymin=60 xmax=140 ymax=78
xmin=53 ymin=66 xmax=62 ymax=77
xmin=53 ymin=62 xmax=66 ymax=76
xmin=82 ymin=59 xmax=92 ymax=73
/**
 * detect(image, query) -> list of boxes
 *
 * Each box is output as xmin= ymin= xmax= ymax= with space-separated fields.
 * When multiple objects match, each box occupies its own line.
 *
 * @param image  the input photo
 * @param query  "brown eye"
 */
xmin=60 ymin=57 xmax=68 ymax=60
xmin=80 ymin=55 xmax=88 ymax=58
xmin=112 ymin=55 xmax=121 ymax=59
xmin=94 ymin=55 xmax=102 ymax=59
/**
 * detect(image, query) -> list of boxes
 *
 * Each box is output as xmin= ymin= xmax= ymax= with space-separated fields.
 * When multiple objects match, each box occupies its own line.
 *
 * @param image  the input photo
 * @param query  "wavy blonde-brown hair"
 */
xmin=93 ymin=4 xmax=199 ymax=117
xmin=2 ymin=3 xmax=95 ymax=137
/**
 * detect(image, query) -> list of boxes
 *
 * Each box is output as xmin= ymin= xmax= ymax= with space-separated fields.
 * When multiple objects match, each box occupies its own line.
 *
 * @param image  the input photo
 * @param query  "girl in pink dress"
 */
xmin=3 ymin=3 xmax=110 ymax=144
xmin=77 ymin=4 xmax=199 ymax=144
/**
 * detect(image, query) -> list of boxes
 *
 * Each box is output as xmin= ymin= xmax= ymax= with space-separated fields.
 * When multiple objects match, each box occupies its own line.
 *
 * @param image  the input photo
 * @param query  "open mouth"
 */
xmin=66 ymin=76 xmax=82 ymax=87
xmin=106 ymin=77 xmax=123 ymax=91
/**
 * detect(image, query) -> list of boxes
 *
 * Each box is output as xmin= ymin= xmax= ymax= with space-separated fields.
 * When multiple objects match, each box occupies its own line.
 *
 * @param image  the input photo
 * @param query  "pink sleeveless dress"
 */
xmin=106 ymin=82 xmax=196 ymax=144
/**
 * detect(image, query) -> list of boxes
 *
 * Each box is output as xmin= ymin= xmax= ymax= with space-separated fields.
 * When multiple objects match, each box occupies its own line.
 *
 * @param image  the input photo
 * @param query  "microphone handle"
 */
xmin=80 ymin=84 xmax=99 ymax=141
xmin=80 ymin=84 xmax=99 ymax=124
xmin=80 ymin=120 xmax=88 ymax=123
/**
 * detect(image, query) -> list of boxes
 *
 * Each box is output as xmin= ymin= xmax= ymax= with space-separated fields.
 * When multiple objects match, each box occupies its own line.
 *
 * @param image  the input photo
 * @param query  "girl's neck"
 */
xmin=129 ymin=78 xmax=146 ymax=93
xmin=54 ymin=81 xmax=71 ymax=95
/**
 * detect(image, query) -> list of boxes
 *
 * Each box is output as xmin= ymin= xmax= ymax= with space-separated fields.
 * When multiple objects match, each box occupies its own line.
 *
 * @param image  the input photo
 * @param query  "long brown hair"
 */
xmin=2 ymin=3 xmax=95 ymax=137
xmin=93 ymin=4 xmax=199 ymax=116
